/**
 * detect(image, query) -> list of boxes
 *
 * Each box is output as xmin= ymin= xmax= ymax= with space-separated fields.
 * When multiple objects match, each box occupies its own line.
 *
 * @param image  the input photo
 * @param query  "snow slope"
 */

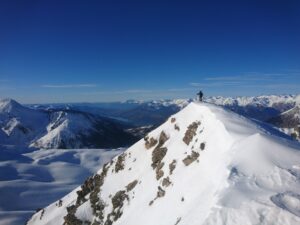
xmin=0 ymin=148 xmax=123 ymax=225
xmin=27 ymin=102 xmax=300 ymax=225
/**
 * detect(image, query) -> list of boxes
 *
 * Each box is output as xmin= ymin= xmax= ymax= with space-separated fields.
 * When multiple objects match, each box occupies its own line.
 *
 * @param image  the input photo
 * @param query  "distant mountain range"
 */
xmin=1 ymin=95 xmax=300 ymax=151
xmin=30 ymin=99 xmax=191 ymax=126
xmin=267 ymin=96 xmax=300 ymax=140
xmin=206 ymin=95 xmax=296 ymax=120
xmin=205 ymin=95 xmax=300 ymax=140
xmin=0 ymin=98 xmax=191 ymax=150
xmin=0 ymin=99 xmax=137 ymax=149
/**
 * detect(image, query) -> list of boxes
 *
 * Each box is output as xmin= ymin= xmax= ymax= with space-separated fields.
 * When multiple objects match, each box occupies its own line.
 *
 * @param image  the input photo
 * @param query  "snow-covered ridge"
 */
xmin=0 ymin=98 xmax=137 ymax=149
xmin=27 ymin=102 xmax=300 ymax=225
xmin=0 ymin=98 xmax=24 ymax=113
xmin=205 ymin=94 xmax=296 ymax=107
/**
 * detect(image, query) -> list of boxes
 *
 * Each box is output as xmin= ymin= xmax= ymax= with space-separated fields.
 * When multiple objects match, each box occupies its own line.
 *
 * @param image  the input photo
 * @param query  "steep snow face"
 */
xmin=27 ymin=102 xmax=300 ymax=225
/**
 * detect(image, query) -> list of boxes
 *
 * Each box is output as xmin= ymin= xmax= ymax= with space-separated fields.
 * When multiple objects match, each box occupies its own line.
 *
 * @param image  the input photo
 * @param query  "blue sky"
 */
xmin=0 ymin=0 xmax=300 ymax=103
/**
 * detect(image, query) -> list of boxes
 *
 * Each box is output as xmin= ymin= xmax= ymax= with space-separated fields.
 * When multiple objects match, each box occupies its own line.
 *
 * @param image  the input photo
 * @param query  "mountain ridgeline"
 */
xmin=0 ymin=99 xmax=138 ymax=149
xmin=27 ymin=102 xmax=300 ymax=225
xmin=1 ymin=95 xmax=300 ymax=150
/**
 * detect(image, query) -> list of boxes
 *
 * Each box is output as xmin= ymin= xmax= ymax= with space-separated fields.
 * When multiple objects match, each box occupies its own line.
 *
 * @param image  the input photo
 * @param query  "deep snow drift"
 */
xmin=26 ymin=102 xmax=300 ymax=225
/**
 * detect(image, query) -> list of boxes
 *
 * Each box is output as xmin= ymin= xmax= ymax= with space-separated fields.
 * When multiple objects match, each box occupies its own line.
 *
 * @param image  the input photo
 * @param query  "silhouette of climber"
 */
xmin=197 ymin=91 xmax=203 ymax=102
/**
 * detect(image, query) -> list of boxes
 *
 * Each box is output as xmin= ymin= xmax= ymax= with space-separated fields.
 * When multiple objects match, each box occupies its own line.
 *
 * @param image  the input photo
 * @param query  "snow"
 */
xmin=0 ymin=98 xmax=49 ymax=146
xmin=0 ymin=148 xmax=123 ymax=225
xmin=26 ymin=102 xmax=300 ymax=225
xmin=30 ymin=111 xmax=95 ymax=149
xmin=206 ymin=95 xmax=296 ymax=108
xmin=0 ymin=98 xmax=136 ymax=149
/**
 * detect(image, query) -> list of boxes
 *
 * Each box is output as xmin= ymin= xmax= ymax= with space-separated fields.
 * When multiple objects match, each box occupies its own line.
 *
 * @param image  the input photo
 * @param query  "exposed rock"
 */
xmin=89 ymin=163 xmax=111 ymax=221
xmin=149 ymin=186 xmax=166 ymax=206
xmin=162 ymin=177 xmax=171 ymax=187
xmin=152 ymin=147 xmax=167 ymax=169
xmin=92 ymin=221 xmax=101 ymax=225
xmin=171 ymin=118 xmax=176 ymax=123
xmin=63 ymin=213 xmax=83 ymax=225
xmin=175 ymin=217 xmax=181 ymax=225
xmin=174 ymin=124 xmax=180 ymax=131
xmin=183 ymin=151 xmax=200 ymax=166
xmin=66 ymin=205 xmax=76 ymax=214
xmin=157 ymin=131 xmax=169 ymax=148
xmin=145 ymin=137 xmax=158 ymax=149
xmin=157 ymin=186 xmax=165 ymax=198
xmin=112 ymin=190 xmax=128 ymax=210
xmin=105 ymin=190 xmax=129 ymax=222
xmin=64 ymin=206 xmax=82 ymax=225
xmin=90 ymin=193 xmax=105 ymax=220
xmin=104 ymin=218 xmax=113 ymax=225
xmin=115 ymin=153 xmax=126 ymax=173
xmin=200 ymin=142 xmax=205 ymax=150
xmin=183 ymin=121 xmax=201 ymax=145
xmin=126 ymin=180 xmax=138 ymax=192
xmin=169 ymin=160 xmax=177 ymax=175
xmin=76 ymin=174 xmax=98 ymax=205
xmin=151 ymin=131 xmax=169 ymax=173
xmin=155 ymin=162 xmax=164 ymax=180
xmin=40 ymin=209 xmax=45 ymax=220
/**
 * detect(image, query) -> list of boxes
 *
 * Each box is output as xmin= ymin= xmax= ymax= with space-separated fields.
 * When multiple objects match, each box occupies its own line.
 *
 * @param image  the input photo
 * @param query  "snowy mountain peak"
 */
xmin=27 ymin=102 xmax=300 ymax=225
xmin=0 ymin=98 xmax=24 ymax=113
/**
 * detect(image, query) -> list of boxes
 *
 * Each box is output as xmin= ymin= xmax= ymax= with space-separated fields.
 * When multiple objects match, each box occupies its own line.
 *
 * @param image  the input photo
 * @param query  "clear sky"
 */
xmin=0 ymin=0 xmax=300 ymax=103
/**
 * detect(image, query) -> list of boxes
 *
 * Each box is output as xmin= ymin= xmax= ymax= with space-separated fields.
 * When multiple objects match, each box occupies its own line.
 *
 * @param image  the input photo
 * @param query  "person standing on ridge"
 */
xmin=197 ymin=91 xmax=203 ymax=102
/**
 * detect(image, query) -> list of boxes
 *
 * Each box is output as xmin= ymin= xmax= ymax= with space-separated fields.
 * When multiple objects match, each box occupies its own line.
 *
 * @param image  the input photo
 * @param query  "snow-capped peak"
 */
xmin=27 ymin=102 xmax=300 ymax=225
xmin=0 ymin=98 xmax=24 ymax=113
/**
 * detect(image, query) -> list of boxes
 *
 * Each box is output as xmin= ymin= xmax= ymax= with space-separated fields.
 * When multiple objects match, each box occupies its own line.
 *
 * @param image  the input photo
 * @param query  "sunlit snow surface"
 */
xmin=24 ymin=102 xmax=300 ymax=225
xmin=0 ymin=148 xmax=123 ymax=225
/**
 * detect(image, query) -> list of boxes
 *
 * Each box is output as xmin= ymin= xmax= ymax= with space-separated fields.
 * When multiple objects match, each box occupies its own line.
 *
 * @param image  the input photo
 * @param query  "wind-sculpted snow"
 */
xmin=26 ymin=102 xmax=300 ymax=225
